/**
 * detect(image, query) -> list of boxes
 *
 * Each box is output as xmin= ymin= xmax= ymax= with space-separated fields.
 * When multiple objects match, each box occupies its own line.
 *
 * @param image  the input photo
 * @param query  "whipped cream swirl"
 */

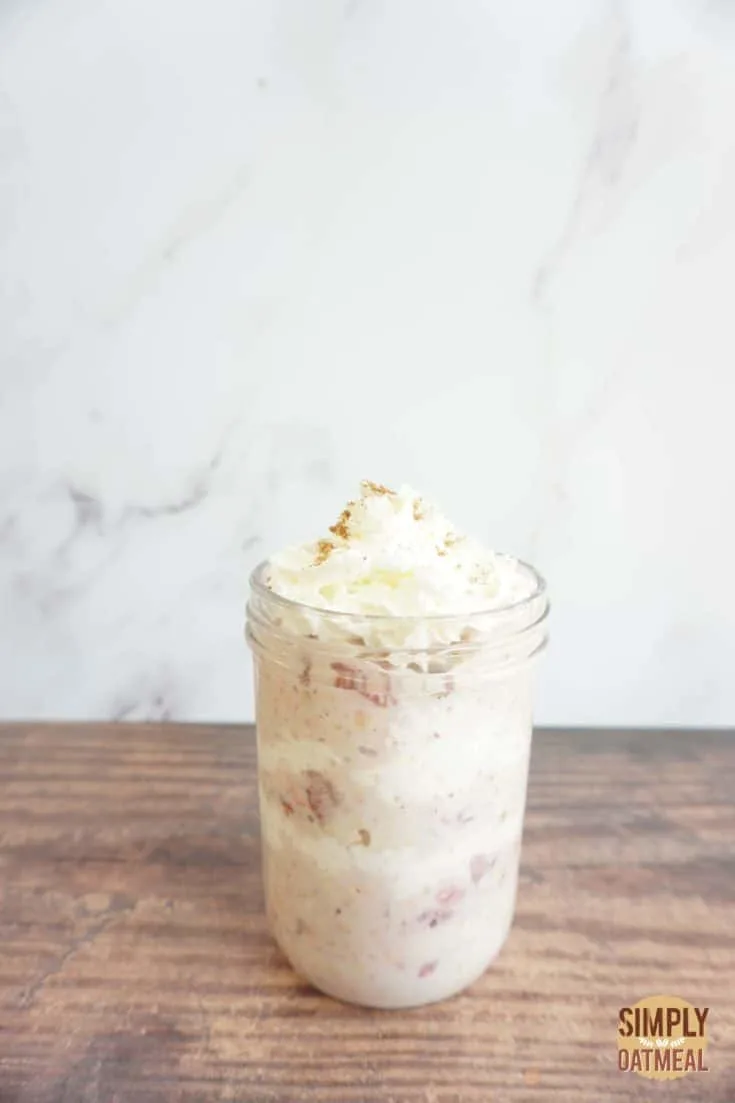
xmin=265 ymin=481 xmax=534 ymax=618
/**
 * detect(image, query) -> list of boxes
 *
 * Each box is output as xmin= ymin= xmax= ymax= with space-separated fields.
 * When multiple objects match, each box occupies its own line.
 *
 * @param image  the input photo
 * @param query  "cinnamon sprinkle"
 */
xmin=329 ymin=483 xmax=395 ymax=542
xmin=328 ymin=496 xmax=357 ymax=541
xmin=413 ymin=498 xmax=425 ymax=521
xmin=329 ymin=508 xmax=352 ymax=541
xmin=362 ymin=480 xmax=394 ymax=497
xmin=313 ymin=539 xmax=334 ymax=565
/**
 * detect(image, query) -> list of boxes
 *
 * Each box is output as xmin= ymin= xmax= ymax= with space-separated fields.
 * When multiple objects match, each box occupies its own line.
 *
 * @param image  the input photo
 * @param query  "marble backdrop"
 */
xmin=1 ymin=0 xmax=733 ymax=726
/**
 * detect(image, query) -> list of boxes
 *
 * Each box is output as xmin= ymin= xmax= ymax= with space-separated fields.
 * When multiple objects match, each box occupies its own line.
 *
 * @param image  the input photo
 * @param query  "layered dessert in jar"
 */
xmin=246 ymin=481 xmax=548 ymax=1008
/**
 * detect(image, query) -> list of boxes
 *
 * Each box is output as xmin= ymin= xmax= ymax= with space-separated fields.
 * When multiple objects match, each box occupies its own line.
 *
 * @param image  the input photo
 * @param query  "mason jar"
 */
xmin=246 ymin=558 xmax=548 ymax=1009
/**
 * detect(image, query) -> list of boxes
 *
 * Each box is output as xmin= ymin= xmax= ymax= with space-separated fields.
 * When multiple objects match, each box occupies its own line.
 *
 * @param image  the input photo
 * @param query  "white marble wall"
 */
xmin=1 ymin=0 xmax=733 ymax=726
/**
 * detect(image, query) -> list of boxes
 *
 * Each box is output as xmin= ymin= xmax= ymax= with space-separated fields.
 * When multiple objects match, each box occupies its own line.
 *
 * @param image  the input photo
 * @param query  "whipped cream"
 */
xmin=265 ymin=481 xmax=535 ymax=617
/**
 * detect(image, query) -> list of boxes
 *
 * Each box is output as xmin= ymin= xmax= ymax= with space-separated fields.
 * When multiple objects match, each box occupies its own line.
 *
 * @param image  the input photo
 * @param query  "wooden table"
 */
xmin=0 ymin=724 xmax=732 ymax=1102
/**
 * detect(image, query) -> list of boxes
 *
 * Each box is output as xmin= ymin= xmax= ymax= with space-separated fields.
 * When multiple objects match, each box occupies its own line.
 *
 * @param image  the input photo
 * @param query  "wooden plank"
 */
xmin=0 ymin=724 xmax=732 ymax=1102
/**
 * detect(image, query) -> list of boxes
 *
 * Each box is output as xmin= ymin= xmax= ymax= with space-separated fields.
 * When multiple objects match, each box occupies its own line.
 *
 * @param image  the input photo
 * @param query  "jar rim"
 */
xmin=248 ymin=556 xmax=547 ymax=624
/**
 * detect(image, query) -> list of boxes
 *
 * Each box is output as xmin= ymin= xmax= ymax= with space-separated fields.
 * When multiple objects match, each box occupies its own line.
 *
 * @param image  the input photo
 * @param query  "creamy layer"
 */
xmin=253 ymin=643 xmax=533 ymax=1007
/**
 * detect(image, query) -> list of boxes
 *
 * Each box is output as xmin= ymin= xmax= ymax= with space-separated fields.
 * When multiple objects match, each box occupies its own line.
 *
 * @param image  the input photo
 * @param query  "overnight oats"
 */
xmin=246 ymin=481 xmax=548 ymax=1008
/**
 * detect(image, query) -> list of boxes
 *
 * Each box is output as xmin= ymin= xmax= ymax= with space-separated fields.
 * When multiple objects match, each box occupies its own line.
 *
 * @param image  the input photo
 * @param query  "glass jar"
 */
xmin=246 ymin=559 xmax=548 ymax=1009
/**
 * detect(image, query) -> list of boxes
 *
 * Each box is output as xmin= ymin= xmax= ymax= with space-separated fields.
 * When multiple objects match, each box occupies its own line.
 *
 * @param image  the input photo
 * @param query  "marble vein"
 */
xmin=532 ymin=0 xmax=639 ymax=305
xmin=99 ymin=165 xmax=250 ymax=326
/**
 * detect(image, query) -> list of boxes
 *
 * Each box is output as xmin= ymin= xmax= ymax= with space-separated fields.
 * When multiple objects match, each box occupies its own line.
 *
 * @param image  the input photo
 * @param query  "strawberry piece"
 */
xmin=470 ymin=854 xmax=496 ymax=884
xmin=436 ymin=885 xmax=465 ymax=907
xmin=331 ymin=661 xmax=395 ymax=708
xmin=304 ymin=770 xmax=340 ymax=825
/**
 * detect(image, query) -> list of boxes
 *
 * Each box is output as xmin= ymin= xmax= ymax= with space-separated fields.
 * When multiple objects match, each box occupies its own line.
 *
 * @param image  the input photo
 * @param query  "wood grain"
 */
xmin=0 ymin=724 xmax=733 ymax=1102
